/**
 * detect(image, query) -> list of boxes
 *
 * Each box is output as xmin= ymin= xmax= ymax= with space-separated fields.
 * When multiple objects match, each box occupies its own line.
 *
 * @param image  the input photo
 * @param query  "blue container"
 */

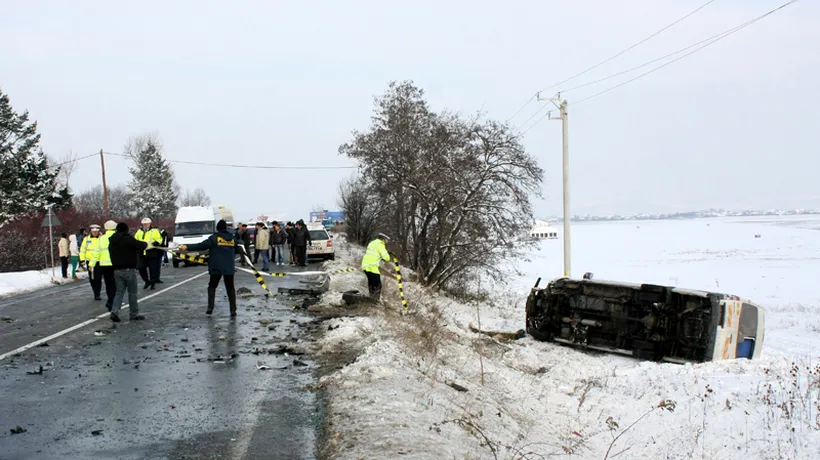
xmin=736 ymin=339 xmax=754 ymax=359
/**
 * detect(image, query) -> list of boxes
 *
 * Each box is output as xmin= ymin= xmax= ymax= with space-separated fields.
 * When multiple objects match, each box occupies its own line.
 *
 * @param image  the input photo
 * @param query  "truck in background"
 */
xmin=171 ymin=205 xmax=235 ymax=267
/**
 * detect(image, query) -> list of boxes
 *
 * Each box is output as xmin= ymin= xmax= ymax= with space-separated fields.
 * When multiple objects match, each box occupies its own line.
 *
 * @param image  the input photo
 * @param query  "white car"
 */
xmin=306 ymin=224 xmax=335 ymax=261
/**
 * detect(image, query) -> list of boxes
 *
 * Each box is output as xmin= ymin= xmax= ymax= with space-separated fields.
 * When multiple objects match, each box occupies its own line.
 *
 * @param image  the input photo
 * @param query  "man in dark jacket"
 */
xmin=235 ymin=223 xmax=251 ymax=266
xmin=180 ymin=219 xmax=239 ymax=317
xmin=286 ymin=222 xmax=296 ymax=265
xmin=108 ymin=222 xmax=149 ymax=323
xmin=292 ymin=220 xmax=312 ymax=267
xmin=270 ymin=222 xmax=288 ymax=266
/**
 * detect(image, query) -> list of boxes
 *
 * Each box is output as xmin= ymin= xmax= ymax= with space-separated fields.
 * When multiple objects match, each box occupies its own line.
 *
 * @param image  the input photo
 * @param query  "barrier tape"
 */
xmin=237 ymin=245 xmax=273 ymax=297
xmin=390 ymin=253 xmax=408 ymax=310
xmin=175 ymin=250 xmax=272 ymax=297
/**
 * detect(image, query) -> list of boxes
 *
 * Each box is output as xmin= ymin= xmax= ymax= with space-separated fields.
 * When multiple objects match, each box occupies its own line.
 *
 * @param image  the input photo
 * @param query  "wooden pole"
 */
xmin=100 ymin=149 xmax=109 ymax=219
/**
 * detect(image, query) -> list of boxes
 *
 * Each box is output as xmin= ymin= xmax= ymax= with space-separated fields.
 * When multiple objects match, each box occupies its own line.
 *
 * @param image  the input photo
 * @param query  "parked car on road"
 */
xmin=306 ymin=223 xmax=335 ymax=261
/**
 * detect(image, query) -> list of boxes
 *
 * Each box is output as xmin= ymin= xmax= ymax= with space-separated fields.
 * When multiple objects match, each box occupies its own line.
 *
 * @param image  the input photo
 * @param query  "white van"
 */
xmin=171 ymin=205 xmax=234 ymax=267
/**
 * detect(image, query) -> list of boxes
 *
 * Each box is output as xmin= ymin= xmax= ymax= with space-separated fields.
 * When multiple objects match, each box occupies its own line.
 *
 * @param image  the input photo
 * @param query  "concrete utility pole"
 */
xmin=99 ymin=149 xmax=110 ymax=219
xmin=538 ymin=92 xmax=571 ymax=278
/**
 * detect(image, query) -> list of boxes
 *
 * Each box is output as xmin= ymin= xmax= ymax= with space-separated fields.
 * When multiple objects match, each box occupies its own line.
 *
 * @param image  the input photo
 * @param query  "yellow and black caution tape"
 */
xmin=175 ymin=250 xmax=272 ymax=297
xmin=391 ymin=253 xmax=408 ymax=310
xmin=237 ymin=246 xmax=273 ymax=297
xmin=176 ymin=252 xmax=208 ymax=265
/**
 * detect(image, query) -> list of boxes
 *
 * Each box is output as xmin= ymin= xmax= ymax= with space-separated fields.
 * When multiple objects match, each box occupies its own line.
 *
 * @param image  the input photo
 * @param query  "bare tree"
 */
xmin=180 ymin=188 xmax=211 ymax=207
xmin=337 ymin=178 xmax=383 ymax=245
xmin=73 ymin=184 xmax=135 ymax=218
xmin=339 ymin=81 xmax=544 ymax=289
xmin=49 ymin=150 xmax=79 ymax=188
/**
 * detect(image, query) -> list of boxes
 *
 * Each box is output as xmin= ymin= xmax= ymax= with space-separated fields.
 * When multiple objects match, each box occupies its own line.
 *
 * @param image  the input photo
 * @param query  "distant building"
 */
xmin=530 ymin=220 xmax=559 ymax=240
xmin=309 ymin=210 xmax=345 ymax=226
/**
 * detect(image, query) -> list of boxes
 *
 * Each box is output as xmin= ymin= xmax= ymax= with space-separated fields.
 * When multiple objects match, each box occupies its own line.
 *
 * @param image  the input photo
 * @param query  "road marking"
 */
xmin=0 ymin=271 xmax=209 ymax=362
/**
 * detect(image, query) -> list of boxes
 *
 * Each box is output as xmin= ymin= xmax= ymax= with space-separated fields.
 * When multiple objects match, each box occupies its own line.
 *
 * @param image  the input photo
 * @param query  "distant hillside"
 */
xmin=543 ymin=208 xmax=820 ymax=222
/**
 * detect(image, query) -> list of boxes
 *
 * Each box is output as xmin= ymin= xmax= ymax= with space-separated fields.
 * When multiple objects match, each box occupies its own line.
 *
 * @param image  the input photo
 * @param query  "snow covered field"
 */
xmin=315 ymin=215 xmax=820 ymax=459
xmin=0 ymin=267 xmax=88 ymax=298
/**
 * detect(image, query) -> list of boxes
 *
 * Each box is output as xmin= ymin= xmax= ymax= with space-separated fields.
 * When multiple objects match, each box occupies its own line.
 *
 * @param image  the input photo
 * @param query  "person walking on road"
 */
xmin=80 ymin=225 xmax=102 ymax=300
xmin=179 ymin=219 xmax=239 ymax=318
xmin=98 ymin=220 xmax=118 ymax=312
xmin=75 ymin=227 xmax=87 ymax=271
xmin=68 ymin=234 xmax=80 ymax=280
xmin=292 ymin=220 xmax=311 ymax=267
xmin=236 ymin=223 xmax=251 ymax=266
xmin=159 ymin=228 xmax=170 ymax=268
xmin=135 ymin=217 xmax=163 ymax=290
xmin=270 ymin=222 xmax=287 ymax=266
xmin=361 ymin=233 xmax=391 ymax=299
xmin=254 ymin=222 xmax=270 ymax=271
xmin=108 ymin=222 xmax=149 ymax=322
xmin=58 ymin=233 xmax=70 ymax=279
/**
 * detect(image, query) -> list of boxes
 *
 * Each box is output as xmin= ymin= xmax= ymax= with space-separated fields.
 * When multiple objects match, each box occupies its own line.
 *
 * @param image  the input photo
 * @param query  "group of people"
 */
xmin=60 ymin=218 xmax=168 ymax=322
xmin=238 ymin=219 xmax=313 ymax=272
xmin=58 ymin=214 xmax=396 ymax=321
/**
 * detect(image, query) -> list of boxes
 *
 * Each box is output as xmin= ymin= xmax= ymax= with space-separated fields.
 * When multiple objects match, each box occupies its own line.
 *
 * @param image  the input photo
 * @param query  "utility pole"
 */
xmin=538 ymin=92 xmax=571 ymax=278
xmin=99 ymin=149 xmax=110 ymax=219
xmin=47 ymin=205 xmax=55 ymax=281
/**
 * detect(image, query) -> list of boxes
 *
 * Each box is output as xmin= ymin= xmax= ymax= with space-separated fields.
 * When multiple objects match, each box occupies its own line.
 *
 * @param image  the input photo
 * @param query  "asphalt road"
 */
xmin=0 ymin=262 xmax=328 ymax=460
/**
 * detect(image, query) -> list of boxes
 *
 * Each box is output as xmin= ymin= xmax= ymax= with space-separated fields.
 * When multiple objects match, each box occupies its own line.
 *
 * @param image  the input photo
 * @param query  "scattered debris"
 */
xmin=26 ymin=366 xmax=43 ymax=375
xmin=10 ymin=426 xmax=27 ymax=434
xmin=217 ymin=336 xmax=226 ymax=340
xmin=122 ymin=359 xmax=131 ymax=365
xmin=468 ymin=325 xmax=526 ymax=342
xmin=93 ymin=331 xmax=107 ymax=337
xmin=181 ymin=338 xmax=189 ymax=342
xmin=445 ymin=381 xmax=469 ymax=392
xmin=171 ymin=404 xmax=177 ymax=409
xmin=91 ymin=430 xmax=103 ymax=436
xmin=1 ymin=317 xmax=15 ymax=323
xmin=256 ymin=362 xmax=271 ymax=370
xmin=342 ymin=290 xmax=376 ymax=306
xmin=38 ymin=342 xmax=49 ymax=347
xmin=293 ymin=359 xmax=309 ymax=367
xmin=237 ymin=287 xmax=253 ymax=297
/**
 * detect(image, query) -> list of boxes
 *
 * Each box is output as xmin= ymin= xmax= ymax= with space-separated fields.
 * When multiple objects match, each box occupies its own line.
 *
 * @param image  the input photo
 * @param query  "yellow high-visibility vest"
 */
xmin=361 ymin=238 xmax=390 ymax=274
xmin=98 ymin=230 xmax=115 ymax=267
xmin=80 ymin=236 xmax=101 ymax=267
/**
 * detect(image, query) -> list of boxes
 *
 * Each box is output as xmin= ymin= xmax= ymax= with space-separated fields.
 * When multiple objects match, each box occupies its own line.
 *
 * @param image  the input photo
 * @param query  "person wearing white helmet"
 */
xmin=97 ymin=220 xmax=118 ymax=311
xmin=80 ymin=225 xmax=103 ymax=300
xmin=361 ymin=232 xmax=391 ymax=299
xmin=134 ymin=217 xmax=163 ymax=290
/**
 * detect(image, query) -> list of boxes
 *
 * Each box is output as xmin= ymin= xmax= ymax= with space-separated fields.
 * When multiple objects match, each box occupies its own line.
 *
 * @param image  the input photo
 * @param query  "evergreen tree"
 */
xmin=0 ymin=89 xmax=71 ymax=226
xmin=126 ymin=135 xmax=178 ymax=219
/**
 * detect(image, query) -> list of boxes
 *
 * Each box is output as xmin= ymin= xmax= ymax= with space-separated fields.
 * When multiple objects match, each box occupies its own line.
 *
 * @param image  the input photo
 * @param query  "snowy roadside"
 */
xmin=310 ymin=233 xmax=820 ymax=460
xmin=0 ymin=267 xmax=89 ymax=298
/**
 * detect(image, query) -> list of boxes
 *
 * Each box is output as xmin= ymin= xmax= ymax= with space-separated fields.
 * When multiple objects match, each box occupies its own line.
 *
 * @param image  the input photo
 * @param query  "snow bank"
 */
xmin=0 ymin=267 xmax=88 ymax=297
xmin=315 ymin=217 xmax=820 ymax=459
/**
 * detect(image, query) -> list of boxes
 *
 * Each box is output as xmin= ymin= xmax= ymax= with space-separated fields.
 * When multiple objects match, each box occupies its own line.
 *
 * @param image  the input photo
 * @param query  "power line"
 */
xmin=520 ymin=110 xmax=554 ymax=136
xmin=541 ymin=0 xmax=718 ymax=93
xmin=104 ymin=152 xmax=357 ymax=170
xmin=575 ymin=0 xmax=800 ymax=106
xmin=49 ymin=152 xmax=97 ymax=168
xmin=512 ymin=105 xmax=550 ymax=133
xmin=505 ymin=94 xmax=537 ymax=124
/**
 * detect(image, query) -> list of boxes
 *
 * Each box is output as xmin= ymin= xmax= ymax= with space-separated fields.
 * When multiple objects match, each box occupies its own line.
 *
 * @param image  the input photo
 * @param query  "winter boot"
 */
xmin=206 ymin=287 xmax=216 ymax=315
xmin=228 ymin=289 xmax=237 ymax=318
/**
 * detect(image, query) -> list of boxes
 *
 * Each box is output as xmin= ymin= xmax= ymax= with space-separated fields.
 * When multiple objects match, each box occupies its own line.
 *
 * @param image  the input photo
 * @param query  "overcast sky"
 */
xmin=1 ymin=0 xmax=817 ymax=220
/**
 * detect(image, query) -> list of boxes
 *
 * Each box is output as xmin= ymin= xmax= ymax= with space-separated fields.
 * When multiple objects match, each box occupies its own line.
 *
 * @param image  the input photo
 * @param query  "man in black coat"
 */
xmin=180 ymin=219 xmax=239 ymax=317
xmin=286 ymin=222 xmax=295 ymax=265
xmin=108 ymin=222 xmax=149 ymax=323
xmin=291 ymin=220 xmax=312 ymax=267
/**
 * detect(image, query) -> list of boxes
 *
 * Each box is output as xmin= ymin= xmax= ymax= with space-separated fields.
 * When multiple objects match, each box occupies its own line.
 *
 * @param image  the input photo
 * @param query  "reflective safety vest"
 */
xmin=361 ymin=238 xmax=390 ymax=274
xmin=80 ymin=236 xmax=101 ymax=267
xmin=135 ymin=227 xmax=163 ymax=255
xmin=98 ymin=230 xmax=115 ymax=267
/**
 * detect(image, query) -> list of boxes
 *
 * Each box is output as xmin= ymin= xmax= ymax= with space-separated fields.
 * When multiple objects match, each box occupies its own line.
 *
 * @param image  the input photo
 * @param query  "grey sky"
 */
xmin=2 ymin=0 xmax=817 ymax=220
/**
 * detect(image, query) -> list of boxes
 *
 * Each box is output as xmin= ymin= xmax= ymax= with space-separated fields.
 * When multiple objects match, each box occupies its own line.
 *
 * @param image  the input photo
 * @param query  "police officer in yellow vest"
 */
xmin=135 ymin=217 xmax=163 ymax=291
xmin=361 ymin=233 xmax=391 ymax=299
xmin=98 ymin=220 xmax=118 ymax=311
xmin=80 ymin=224 xmax=103 ymax=300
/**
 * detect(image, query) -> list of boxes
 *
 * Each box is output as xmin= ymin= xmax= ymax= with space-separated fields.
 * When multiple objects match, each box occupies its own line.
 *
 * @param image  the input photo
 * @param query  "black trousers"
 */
xmin=89 ymin=265 xmax=102 ymax=298
xmin=60 ymin=257 xmax=69 ymax=278
xmin=138 ymin=256 xmax=162 ymax=284
xmin=294 ymin=245 xmax=307 ymax=266
xmin=364 ymin=271 xmax=381 ymax=298
xmin=207 ymin=274 xmax=236 ymax=313
xmin=100 ymin=266 xmax=116 ymax=310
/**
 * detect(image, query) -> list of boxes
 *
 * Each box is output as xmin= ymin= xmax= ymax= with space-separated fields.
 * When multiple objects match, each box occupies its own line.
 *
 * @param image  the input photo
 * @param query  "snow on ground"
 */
xmin=316 ymin=217 xmax=820 ymax=459
xmin=0 ymin=267 xmax=88 ymax=298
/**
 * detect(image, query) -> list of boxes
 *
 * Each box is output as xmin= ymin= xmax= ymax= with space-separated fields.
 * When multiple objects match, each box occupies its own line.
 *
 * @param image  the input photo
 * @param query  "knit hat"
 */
xmin=216 ymin=219 xmax=227 ymax=232
xmin=104 ymin=220 xmax=117 ymax=231
xmin=116 ymin=222 xmax=129 ymax=232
